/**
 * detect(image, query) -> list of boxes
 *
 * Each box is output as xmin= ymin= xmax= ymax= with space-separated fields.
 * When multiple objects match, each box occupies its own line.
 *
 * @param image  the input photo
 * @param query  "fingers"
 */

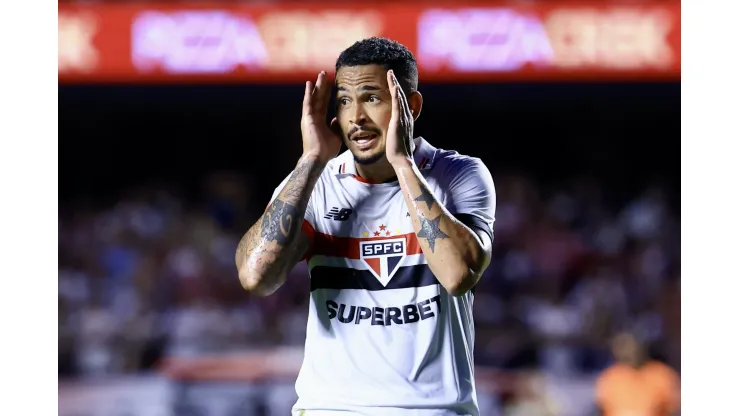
xmin=303 ymin=71 xmax=331 ymax=116
xmin=318 ymin=71 xmax=333 ymax=114
xmin=388 ymin=70 xmax=412 ymax=126
xmin=313 ymin=71 xmax=332 ymax=115
xmin=302 ymin=80 xmax=313 ymax=115
xmin=388 ymin=71 xmax=399 ymax=124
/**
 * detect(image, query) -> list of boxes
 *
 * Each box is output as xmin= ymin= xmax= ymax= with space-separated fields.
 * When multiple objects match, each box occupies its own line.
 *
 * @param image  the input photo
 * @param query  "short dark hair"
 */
xmin=335 ymin=37 xmax=419 ymax=94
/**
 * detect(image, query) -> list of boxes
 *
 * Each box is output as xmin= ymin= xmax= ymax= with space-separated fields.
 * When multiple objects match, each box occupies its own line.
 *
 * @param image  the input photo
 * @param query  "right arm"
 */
xmin=235 ymin=70 xmax=340 ymax=296
xmin=235 ymin=154 xmax=325 ymax=296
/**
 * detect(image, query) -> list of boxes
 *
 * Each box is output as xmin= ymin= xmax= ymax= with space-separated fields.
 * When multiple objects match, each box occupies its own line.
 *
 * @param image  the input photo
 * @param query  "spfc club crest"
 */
xmin=359 ymin=238 xmax=406 ymax=286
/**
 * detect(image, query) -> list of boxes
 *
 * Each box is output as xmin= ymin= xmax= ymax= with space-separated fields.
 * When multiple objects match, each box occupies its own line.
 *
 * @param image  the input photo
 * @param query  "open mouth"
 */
xmin=352 ymin=133 xmax=378 ymax=149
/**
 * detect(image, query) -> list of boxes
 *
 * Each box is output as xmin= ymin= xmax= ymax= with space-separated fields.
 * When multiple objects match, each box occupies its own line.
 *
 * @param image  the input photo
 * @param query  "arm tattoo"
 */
xmin=261 ymin=200 xmax=299 ymax=245
xmin=236 ymin=155 xmax=325 ymax=283
xmin=254 ymin=157 xmax=324 ymax=246
xmin=416 ymin=214 xmax=449 ymax=252
xmin=280 ymin=158 xmax=321 ymax=201
xmin=414 ymin=187 xmax=436 ymax=210
xmin=259 ymin=157 xmax=324 ymax=247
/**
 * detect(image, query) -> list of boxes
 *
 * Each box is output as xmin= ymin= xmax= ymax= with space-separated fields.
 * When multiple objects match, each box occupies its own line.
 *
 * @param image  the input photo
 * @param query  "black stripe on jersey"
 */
xmin=310 ymin=264 xmax=439 ymax=291
xmin=454 ymin=213 xmax=493 ymax=245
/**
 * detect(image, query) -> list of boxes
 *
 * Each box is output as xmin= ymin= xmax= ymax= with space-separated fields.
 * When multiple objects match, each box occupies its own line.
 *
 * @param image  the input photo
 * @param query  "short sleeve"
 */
xmin=444 ymin=157 xmax=496 ymax=244
xmin=267 ymin=173 xmax=317 ymax=247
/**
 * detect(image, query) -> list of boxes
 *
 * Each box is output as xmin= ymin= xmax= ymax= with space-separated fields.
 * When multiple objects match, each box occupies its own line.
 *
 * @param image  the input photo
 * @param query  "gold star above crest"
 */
xmin=361 ymin=231 xmax=369 ymax=237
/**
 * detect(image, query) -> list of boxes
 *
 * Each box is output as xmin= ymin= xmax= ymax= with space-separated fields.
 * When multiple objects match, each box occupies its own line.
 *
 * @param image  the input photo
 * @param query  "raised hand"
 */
xmin=301 ymin=71 xmax=342 ymax=164
xmin=385 ymin=70 xmax=415 ymax=167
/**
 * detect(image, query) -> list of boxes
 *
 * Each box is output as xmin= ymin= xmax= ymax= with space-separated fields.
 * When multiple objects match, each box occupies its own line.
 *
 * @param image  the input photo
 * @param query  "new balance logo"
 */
xmin=324 ymin=207 xmax=353 ymax=221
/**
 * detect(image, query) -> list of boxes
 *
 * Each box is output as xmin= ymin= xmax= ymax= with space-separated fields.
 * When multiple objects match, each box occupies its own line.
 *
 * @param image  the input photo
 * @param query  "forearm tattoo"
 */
xmin=261 ymin=157 xmax=324 ymax=244
xmin=413 ymin=186 xmax=436 ymax=210
xmin=416 ymin=214 xmax=449 ymax=252
xmin=280 ymin=158 xmax=321 ymax=201
xmin=236 ymin=156 xmax=324 ymax=273
xmin=261 ymin=200 xmax=299 ymax=245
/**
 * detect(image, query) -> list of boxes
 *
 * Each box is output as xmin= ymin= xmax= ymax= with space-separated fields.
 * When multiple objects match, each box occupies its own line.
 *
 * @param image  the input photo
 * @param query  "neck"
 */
xmin=355 ymin=157 xmax=397 ymax=184
xmin=626 ymin=356 xmax=647 ymax=368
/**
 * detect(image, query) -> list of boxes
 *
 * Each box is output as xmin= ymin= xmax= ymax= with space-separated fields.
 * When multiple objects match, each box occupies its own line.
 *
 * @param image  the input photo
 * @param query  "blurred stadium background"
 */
xmin=58 ymin=0 xmax=680 ymax=415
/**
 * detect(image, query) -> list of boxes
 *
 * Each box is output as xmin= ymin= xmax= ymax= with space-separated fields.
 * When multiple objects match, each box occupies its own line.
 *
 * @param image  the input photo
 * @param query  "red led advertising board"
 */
xmin=58 ymin=2 xmax=680 ymax=83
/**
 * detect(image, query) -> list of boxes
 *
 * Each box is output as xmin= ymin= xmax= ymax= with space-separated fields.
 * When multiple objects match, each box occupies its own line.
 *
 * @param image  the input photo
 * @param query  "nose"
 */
xmin=349 ymin=102 xmax=367 ymax=126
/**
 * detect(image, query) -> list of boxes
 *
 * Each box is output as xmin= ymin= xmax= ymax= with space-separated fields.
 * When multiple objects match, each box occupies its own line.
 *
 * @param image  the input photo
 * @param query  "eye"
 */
xmin=367 ymin=95 xmax=380 ymax=103
xmin=338 ymin=97 xmax=350 ymax=106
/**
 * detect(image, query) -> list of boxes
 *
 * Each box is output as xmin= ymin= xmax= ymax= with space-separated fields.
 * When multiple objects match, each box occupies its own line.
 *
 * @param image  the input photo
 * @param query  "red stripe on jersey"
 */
xmin=302 ymin=220 xmax=315 ymax=240
xmin=310 ymin=231 xmax=422 ymax=259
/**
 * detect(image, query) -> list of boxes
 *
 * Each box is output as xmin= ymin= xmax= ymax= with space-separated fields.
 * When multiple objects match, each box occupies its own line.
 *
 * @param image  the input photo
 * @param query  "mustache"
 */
xmin=347 ymin=126 xmax=382 ymax=139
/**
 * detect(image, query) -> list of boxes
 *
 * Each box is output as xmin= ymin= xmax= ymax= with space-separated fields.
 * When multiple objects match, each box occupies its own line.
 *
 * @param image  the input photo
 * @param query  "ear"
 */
xmin=408 ymin=91 xmax=423 ymax=121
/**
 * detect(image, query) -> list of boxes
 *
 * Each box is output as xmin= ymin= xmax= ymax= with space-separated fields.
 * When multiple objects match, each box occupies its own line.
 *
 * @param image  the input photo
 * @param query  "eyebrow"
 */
xmin=337 ymin=85 xmax=383 ymax=93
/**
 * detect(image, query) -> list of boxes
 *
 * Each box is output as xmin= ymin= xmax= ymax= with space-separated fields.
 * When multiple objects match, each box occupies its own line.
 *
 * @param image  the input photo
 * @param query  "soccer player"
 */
xmin=235 ymin=37 xmax=496 ymax=416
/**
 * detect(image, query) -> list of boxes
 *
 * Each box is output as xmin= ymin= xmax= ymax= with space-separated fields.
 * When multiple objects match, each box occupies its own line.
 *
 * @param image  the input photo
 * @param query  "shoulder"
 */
xmin=646 ymin=361 xmax=679 ymax=381
xmin=430 ymin=148 xmax=493 ymax=185
xmin=313 ymin=152 xmax=348 ymax=190
xmin=429 ymin=149 xmax=495 ymax=202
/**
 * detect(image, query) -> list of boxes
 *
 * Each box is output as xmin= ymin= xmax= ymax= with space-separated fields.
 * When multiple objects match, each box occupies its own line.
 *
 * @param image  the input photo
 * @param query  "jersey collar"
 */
xmin=335 ymin=137 xmax=437 ymax=182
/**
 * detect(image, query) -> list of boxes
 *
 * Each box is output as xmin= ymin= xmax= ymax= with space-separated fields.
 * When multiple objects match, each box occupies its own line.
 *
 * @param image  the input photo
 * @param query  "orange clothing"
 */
xmin=596 ymin=361 xmax=680 ymax=416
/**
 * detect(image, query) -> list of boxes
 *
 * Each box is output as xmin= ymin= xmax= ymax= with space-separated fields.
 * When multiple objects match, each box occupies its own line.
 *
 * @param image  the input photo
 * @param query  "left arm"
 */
xmin=384 ymin=69 xmax=494 ymax=295
xmin=394 ymin=159 xmax=493 ymax=296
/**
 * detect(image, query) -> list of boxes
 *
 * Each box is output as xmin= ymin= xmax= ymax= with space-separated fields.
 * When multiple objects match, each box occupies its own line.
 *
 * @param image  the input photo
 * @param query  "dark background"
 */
xmin=59 ymin=82 xmax=679 ymax=205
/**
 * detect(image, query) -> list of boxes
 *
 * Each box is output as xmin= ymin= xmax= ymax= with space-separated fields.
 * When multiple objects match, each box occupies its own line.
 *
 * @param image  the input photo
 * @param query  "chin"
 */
xmin=352 ymin=149 xmax=386 ymax=165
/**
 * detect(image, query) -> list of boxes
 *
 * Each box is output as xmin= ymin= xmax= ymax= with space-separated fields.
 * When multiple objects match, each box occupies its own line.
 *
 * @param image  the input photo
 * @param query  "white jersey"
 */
xmin=269 ymin=138 xmax=496 ymax=416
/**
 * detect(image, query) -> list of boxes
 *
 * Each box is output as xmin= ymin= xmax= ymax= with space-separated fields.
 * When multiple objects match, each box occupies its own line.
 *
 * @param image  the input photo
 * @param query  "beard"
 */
xmin=343 ymin=129 xmax=386 ymax=165
xmin=353 ymin=148 xmax=386 ymax=165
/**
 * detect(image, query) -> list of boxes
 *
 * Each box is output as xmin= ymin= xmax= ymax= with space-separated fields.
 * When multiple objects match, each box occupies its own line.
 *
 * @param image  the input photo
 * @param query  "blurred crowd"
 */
xmin=58 ymin=171 xmax=680 ymax=381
